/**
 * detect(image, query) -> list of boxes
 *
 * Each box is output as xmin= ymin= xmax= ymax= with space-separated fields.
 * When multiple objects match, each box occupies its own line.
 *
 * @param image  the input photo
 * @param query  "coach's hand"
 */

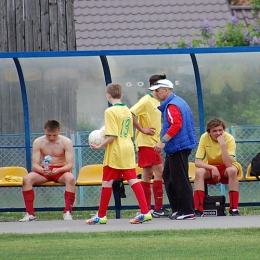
xmin=154 ymin=141 xmax=165 ymax=153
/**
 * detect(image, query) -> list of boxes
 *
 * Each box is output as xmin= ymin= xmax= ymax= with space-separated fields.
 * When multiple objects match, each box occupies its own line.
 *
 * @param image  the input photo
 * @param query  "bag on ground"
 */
xmin=203 ymin=195 xmax=226 ymax=216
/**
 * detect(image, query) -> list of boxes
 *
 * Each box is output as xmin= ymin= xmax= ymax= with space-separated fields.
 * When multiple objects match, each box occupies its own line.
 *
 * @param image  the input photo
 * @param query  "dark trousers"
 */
xmin=163 ymin=149 xmax=194 ymax=215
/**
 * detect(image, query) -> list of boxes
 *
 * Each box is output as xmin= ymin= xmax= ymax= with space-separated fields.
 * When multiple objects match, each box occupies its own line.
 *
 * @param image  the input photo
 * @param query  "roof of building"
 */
xmin=74 ymin=0 xmax=233 ymax=50
xmin=230 ymin=6 xmax=257 ymax=26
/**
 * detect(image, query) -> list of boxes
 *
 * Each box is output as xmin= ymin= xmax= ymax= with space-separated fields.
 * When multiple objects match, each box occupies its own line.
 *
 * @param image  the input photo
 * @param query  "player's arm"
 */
xmin=154 ymin=105 xmax=182 ymax=152
xmin=195 ymin=158 xmax=216 ymax=170
xmin=194 ymin=136 xmax=216 ymax=170
xmin=90 ymin=136 xmax=116 ymax=150
xmin=217 ymin=134 xmax=233 ymax=167
xmin=32 ymin=139 xmax=45 ymax=174
xmin=195 ymin=137 xmax=220 ymax=179
xmin=131 ymin=113 xmax=155 ymax=135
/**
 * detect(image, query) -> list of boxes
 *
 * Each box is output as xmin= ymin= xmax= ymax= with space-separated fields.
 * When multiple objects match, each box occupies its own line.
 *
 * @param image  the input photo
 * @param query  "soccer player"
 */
xmin=130 ymin=74 xmax=170 ymax=218
xmin=19 ymin=120 xmax=75 ymax=222
xmin=193 ymin=118 xmax=241 ymax=217
xmin=86 ymin=83 xmax=152 ymax=224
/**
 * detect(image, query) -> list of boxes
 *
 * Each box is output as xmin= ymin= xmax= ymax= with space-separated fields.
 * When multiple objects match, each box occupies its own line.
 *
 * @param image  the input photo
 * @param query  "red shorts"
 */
xmin=138 ymin=147 xmax=162 ymax=168
xmin=36 ymin=166 xmax=65 ymax=182
xmin=205 ymin=164 xmax=228 ymax=185
xmin=103 ymin=165 xmax=137 ymax=181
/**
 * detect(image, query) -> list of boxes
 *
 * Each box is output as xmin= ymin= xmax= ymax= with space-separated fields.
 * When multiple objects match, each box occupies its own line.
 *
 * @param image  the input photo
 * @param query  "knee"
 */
xmin=195 ymin=169 xmax=206 ymax=181
xmin=22 ymin=175 xmax=33 ymax=186
xmin=65 ymin=173 xmax=75 ymax=185
xmin=226 ymin=167 xmax=238 ymax=180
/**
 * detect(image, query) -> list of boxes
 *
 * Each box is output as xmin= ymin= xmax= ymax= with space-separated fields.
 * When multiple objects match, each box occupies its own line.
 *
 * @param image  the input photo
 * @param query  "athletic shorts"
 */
xmin=205 ymin=164 xmax=238 ymax=185
xmin=138 ymin=147 xmax=162 ymax=168
xmin=36 ymin=166 xmax=65 ymax=182
xmin=103 ymin=165 xmax=137 ymax=181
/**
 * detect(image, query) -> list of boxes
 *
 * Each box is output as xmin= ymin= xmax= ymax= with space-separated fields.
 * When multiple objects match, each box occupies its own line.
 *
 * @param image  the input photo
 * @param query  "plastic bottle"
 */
xmin=44 ymin=155 xmax=52 ymax=170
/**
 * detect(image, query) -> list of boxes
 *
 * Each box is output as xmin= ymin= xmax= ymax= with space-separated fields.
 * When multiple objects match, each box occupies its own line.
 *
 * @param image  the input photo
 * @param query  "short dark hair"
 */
xmin=149 ymin=74 xmax=166 ymax=86
xmin=206 ymin=118 xmax=226 ymax=133
xmin=44 ymin=120 xmax=60 ymax=131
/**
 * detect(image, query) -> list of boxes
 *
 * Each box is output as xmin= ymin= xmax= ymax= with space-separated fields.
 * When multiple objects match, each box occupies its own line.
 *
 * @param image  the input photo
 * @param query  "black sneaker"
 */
xmin=152 ymin=208 xmax=171 ymax=218
xmin=229 ymin=209 xmax=240 ymax=216
xmin=195 ymin=209 xmax=204 ymax=217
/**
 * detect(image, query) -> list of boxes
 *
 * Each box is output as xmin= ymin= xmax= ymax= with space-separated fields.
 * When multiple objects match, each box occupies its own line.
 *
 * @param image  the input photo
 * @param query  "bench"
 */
xmin=0 ymin=167 xmax=28 ymax=187
xmin=0 ymin=166 xmax=65 ymax=187
xmin=76 ymin=162 xmax=197 ymax=218
xmin=0 ymin=166 xmax=67 ymax=213
xmin=245 ymin=164 xmax=260 ymax=181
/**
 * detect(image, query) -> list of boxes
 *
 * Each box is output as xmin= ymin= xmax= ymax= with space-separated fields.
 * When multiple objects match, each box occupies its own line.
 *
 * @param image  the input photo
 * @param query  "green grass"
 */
xmin=1 ymin=228 xmax=260 ymax=259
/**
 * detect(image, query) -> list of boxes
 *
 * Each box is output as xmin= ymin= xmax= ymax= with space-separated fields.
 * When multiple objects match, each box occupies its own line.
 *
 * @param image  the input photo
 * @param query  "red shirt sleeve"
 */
xmin=166 ymin=104 xmax=182 ymax=137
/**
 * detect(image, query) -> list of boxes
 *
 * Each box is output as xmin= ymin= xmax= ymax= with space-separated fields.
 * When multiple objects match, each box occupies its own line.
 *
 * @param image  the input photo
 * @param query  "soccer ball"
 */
xmin=88 ymin=129 xmax=105 ymax=145
xmin=100 ymin=125 xmax=105 ymax=134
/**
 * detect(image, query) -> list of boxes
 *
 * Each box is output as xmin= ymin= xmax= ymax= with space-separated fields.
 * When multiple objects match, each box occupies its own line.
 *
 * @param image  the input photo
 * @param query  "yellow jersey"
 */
xmin=130 ymin=93 xmax=161 ymax=150
xmin=103 ymin=103 xmax=136 ymax=169
xmin=195 ymin=131 xmax=237 ymax=165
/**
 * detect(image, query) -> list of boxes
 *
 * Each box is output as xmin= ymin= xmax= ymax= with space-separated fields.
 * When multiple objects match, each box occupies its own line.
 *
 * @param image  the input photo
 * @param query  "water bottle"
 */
xmin=44 ymin=155 xmax=52 ymax=170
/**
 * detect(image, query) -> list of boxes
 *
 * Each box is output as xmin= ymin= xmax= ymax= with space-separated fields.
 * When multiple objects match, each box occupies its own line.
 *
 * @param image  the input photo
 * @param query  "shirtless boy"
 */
xmin=19 ymin=120 xmax=75 ymax=222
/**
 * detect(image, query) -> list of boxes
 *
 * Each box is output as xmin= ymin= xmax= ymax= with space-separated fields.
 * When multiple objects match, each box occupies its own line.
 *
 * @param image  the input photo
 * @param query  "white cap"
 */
xmin=149 ymin=79 xmax=174 ymax=90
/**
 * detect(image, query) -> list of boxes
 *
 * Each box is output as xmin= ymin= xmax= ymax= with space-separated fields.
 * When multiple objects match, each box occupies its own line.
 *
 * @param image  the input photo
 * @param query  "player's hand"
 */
xmin=217 ymin=134 xmax=226 ymax=146
xmin=211 ymin=166 xmax=221 ymax=182
xmin=50 ymin=168 xmax=59 ymax=175
xmin=154 ymin=141 xmax=165 ymax=153
xmin=142 ymin=127 xmax=156 ymax=135
xmin=42 ymin=168 xmax=52 ymax=176
xmin=89 ymin=143 xmax=102 ymax=150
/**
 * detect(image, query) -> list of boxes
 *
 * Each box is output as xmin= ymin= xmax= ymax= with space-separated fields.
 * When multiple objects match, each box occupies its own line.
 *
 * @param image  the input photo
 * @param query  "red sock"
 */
xmin=194 ymin=190 xmax=205 ymax=212
xmin=132 ymin=182 xmax=149 ymax=214
xmin=141 ymin=181 xmax=151 ymax=210
xmin=229 ymin=191 xmax=239 ymax=210
xmin=64 ymin=191 xmax=76 ymax=213
xmin=98 ymin=187 xmax=112 ymax=218
xmin=153 ymin=180 xmax=163 ymax=211
xmin=23 ymin=189 xmax=35 ymax=216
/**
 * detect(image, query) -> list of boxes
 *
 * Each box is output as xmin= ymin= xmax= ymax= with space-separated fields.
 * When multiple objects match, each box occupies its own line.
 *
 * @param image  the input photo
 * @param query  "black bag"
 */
xmin=203 ymin=196 xmax=226 ymax=216
xmin=250 ymin=153 xmax=260 ymax=180
xmin=112 ymin=178 xmax=126 ymax=198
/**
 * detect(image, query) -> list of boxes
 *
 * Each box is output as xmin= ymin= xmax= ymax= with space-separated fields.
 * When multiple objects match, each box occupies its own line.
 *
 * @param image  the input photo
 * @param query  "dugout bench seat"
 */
xmin=245 ymin=164 xmax=259 ymax=181
xmin=0 ymin=166 xmax=65 ymax=187
xmin=0 ymin=167 xmax=28 ymax=186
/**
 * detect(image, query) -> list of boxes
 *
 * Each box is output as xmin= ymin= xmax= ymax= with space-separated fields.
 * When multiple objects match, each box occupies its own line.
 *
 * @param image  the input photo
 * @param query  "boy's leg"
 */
xmin=20 ymin=172 xmax=48 ymax=219
xmin=22 ymin=189 xmax=35 ymax=216
xmin=140 ymin=167 xmax=153 ymax=210
xmin=131 ymin=182 xmax=149 ymax=214
xmin=64 ymin=191 xmax=76 ymax=213
xmin=141 ymin=181 xmax=151 ymax=210
xmin=58 ymin=172 xmax=76 ymax=215
xmin=98 ymin=186 xmax=113 ymax=217
xmin=225 ymin=166 xmax=240 ymax=216
xmin=152 ymin=180 xmax=163 ymax=211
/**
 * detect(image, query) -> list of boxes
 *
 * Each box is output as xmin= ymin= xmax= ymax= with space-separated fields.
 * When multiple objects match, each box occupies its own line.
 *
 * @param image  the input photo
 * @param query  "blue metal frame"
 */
xmin=190 ymin=54 xmax=205 ymax=135
xmin=13 ymin=58 xmax=32 ymax=171
xmin=7 ymin=46 xmax=260 ymax=172
xmin=100 ymin=56 xmax=112 ymax=85
xmin=1 ymin=46 xmax=260 ymax=58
